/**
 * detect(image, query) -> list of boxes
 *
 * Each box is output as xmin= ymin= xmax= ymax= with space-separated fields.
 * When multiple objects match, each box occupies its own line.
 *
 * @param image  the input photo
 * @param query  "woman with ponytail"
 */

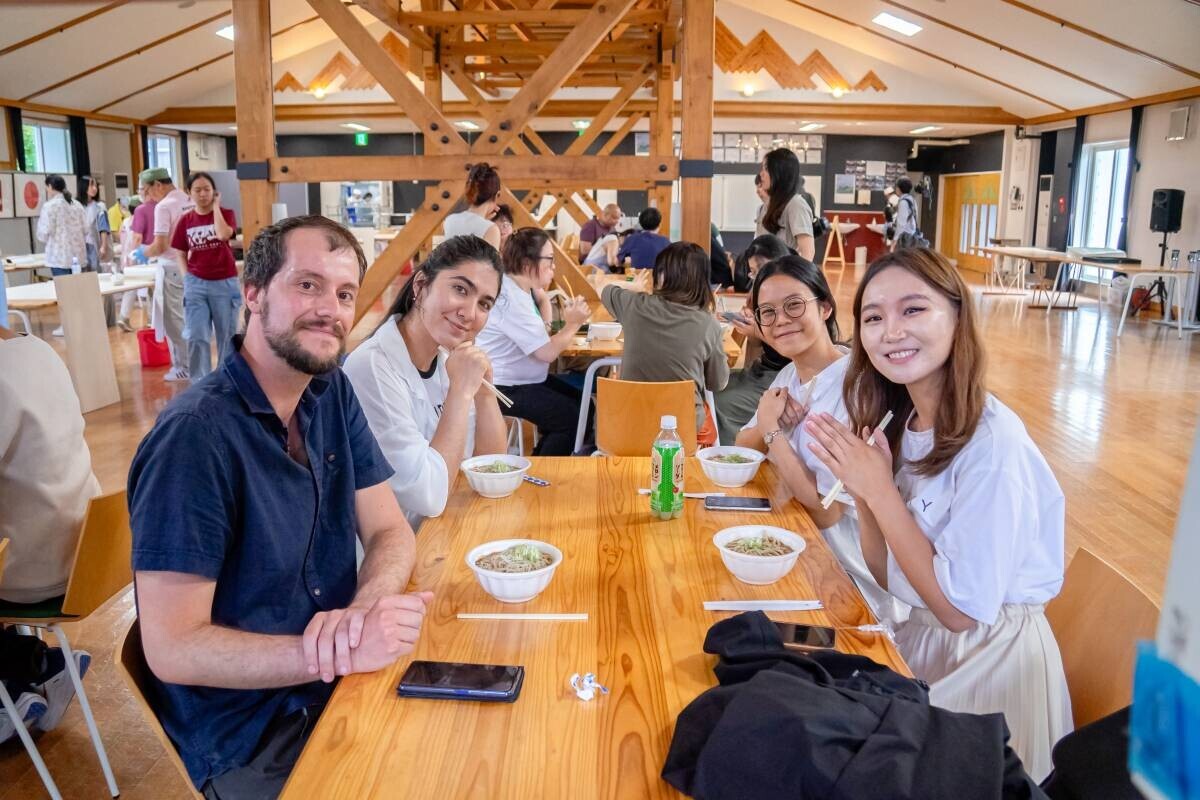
xmin=442 ymin=163 xmax=503 ymax=249
xmin=36 ymin=175 xmax=88 ymax=279
xmin=343 ymin=236 xmax=508 ymax=530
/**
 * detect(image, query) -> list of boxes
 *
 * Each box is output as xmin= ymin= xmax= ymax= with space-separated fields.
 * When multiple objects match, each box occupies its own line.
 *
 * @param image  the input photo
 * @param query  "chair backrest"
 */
xmin=1045 ymin=548 xmax=1160 ymax=728
xmin=595 ymin=377 xmax=698 ymax=456
xmin=61 ymin=490 xmax=133 ymax=618
xmin=562 ymin=232 xmax=580 ymax=257
xmin=117 ymin=620 xmax=203 ymax=799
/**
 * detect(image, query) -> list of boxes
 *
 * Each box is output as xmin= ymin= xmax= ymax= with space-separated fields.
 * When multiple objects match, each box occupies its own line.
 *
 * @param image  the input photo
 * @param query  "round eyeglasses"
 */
xmin=753 ymin=295 xmax=816 ymax=327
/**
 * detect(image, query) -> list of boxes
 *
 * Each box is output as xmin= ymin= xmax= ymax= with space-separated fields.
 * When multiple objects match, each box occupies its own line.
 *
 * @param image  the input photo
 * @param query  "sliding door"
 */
xmin=940 ymin=172 xmax=1000 ymax=273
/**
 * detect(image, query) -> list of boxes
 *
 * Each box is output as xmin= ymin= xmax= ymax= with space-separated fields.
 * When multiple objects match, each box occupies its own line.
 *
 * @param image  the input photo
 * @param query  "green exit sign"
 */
xmin=354 ymin=132 xmax=369 ymax=146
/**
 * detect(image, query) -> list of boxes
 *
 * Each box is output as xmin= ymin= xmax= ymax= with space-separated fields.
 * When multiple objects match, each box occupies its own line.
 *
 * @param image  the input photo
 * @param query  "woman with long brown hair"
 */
xmin=443 ymin=163 xmax=502 ymax=250
xmin=804 ymin=247 xmax=1070 ymax=781
xmin=756 ymin=148 xmax=815 ymax=260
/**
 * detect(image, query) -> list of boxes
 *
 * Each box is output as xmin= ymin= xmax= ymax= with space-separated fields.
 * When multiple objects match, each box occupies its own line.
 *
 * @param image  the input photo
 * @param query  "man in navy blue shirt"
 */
xmin=128 ymin=215 xmax=433 ymax=799
xmin=616 ymin=207 xmax=671 ymax=270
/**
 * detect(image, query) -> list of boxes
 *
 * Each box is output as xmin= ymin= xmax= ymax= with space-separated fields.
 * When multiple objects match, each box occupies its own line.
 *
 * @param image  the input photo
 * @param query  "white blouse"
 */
xmin=886 ymin=394 xmax=1066 ymax=625
xmin=342 ymin=316 xmax=476 ymax=531
xmin=36 ymin=195 xmax=87 ymax=270
xmin=443 ymin=210 xmax=496 ymax=240
xmin=475 ymin=275 xmax=550 ymax=386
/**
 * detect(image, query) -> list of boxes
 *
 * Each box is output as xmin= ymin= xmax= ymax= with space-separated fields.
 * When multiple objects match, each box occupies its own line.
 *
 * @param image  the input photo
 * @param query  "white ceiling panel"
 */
xmin=0 ymin=2 xmax=109 ymax=52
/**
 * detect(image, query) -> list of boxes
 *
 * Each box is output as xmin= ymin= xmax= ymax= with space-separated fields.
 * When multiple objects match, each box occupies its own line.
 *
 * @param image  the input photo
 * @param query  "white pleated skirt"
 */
xmin=821 ymin=515 xmax=911 ymax=627
xmin=896 ymin=603 xmax=1073 ymax=783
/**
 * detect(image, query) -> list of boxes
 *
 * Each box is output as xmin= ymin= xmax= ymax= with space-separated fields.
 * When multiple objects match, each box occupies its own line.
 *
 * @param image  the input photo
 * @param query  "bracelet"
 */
xmin=763 ymin=429 xmax=784 ymax=445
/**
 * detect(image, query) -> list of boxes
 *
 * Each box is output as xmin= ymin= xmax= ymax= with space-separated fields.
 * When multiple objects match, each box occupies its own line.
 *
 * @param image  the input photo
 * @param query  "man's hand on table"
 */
xmin=303 ymin=591 xmax=435 ymax=682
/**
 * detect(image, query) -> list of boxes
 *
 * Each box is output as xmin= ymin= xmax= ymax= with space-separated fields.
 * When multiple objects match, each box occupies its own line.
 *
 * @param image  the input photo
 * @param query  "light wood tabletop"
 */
xmin=560 ymin=327 xmax=742 ymax=365
xmin=281 ymin=456 xmax=907 ymax=800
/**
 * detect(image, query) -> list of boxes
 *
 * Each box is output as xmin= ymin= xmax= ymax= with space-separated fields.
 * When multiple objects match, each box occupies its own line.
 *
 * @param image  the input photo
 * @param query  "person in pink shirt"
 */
xmin=132 ymin=167 xmax=192 ymax=381
xmin=171 ymin=172 xmax=239 ymax=380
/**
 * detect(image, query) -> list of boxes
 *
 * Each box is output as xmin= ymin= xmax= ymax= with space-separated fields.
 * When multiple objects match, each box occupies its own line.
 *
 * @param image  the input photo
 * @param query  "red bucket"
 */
xmin=137 ymin=328 xmax=170 ymax=368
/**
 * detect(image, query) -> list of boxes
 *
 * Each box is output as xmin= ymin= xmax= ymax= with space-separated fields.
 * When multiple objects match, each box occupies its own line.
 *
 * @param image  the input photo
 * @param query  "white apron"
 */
xmin=896 ymin=603 xmax=1073 ymax=783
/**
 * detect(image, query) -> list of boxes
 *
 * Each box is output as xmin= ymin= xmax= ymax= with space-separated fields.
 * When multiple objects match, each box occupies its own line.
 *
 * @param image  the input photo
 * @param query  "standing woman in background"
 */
xmin=804 ymin=247 xmax=1070 ymax=781
xmin=36 ymin=175 xmax=87 ymax=279
xmin=443 ymin=163 xmax=503 ymax=250
xmin=756 ymin=148 xmax=815 ymax=261
xmin=79 ymin=177 xmax=111 ymax=269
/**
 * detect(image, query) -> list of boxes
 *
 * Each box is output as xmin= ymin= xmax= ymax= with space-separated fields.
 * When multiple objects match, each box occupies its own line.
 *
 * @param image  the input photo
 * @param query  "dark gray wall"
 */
xmin=1049 ymin=128 xmax=1076 ymax=251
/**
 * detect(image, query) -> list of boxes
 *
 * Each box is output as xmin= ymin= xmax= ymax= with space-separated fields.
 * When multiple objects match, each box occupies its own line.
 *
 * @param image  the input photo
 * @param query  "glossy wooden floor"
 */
xmin=2 ymin=267 xmax=1197 ymax=798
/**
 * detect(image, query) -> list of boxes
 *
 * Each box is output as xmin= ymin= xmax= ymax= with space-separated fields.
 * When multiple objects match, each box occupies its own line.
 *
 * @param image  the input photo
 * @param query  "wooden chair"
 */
xmin=595 ymin=377 xmax=698 ymax=456
xmin=1045 ymin=548 xmax=1160 ymax=728
xmin=562 ymin=232 xmax=580 ymax=258
xmin=0 ymin=491 xmax=132 ymax=799
xmin=117 ymin=620 xmax=203 ymax=799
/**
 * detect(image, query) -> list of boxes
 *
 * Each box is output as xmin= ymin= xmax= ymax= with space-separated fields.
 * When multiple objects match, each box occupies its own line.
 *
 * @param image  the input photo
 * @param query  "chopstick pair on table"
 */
xmin=437 ymin=347 xmax=513 ymax=408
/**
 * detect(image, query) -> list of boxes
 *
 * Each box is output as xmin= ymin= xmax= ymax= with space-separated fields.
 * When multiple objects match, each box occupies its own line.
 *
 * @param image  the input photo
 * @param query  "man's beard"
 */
xmin=261 ymin=299 xmax=346 ymax=375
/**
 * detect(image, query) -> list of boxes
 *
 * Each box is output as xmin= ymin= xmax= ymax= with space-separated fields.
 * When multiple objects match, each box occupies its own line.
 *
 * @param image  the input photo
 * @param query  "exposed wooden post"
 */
xmin=233 ymin=0 xmax=277 ymax=246
xmin=652 ymin=52 xmax=674 ymax=236
xmin=680 ymin=0 xmax=713 ymax=251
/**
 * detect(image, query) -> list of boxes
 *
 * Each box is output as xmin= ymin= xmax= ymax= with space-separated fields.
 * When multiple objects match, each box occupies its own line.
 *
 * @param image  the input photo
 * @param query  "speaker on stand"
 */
xmin=1132 ymin=189 xmax=1187 ymax=323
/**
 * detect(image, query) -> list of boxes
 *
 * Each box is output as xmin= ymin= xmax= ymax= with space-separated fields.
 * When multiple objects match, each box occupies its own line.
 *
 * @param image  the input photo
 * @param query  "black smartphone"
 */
xmin=397 ymin=660 xmax=524 ymax=703
xmin=719 ymin=311 xmax=745 ymax=323
xmin=704 ymin=496 xmax=772 ymax=512
xmin=774 ymin=622 xmax=837 ymax=651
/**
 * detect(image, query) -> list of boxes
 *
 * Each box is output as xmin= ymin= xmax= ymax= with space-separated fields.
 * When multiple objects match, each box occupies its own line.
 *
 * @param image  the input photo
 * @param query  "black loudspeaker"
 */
xmin=1150 ymin=189 xmax=1184 ymax=233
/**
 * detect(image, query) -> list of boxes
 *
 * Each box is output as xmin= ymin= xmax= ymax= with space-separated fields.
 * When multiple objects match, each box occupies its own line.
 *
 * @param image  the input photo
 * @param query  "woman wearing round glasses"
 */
xmin=735 ymin=255 xmax=906 ymax=624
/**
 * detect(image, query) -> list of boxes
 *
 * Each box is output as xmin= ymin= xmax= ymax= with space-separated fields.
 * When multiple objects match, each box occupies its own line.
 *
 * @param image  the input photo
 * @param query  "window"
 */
xmin=1072 ymin=141 xmax=1130 ymax=280
xmin=147 ymin=133 xmax=179 ymax=182
xmin=22 ymin=120 xmax=73 ymax=173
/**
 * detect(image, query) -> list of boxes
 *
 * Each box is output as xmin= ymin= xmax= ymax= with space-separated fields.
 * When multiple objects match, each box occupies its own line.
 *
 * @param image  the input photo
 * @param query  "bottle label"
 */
xmin=650 ymin=443 xmax=683 ymax=514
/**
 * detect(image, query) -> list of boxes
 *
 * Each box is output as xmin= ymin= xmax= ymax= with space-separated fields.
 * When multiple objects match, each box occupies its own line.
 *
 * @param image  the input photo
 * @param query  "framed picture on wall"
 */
xmin=805 ymin=149 xmax=822 ymax=164
xmin=15 ymin=173 xmax=44 ymax=218
xmin=0 ymin=173 xmax=13 ymax=219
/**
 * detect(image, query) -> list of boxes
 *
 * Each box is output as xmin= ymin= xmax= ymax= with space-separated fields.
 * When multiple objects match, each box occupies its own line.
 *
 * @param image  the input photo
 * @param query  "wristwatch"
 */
xmin=763 ymin=429 xmax=784 ymax=446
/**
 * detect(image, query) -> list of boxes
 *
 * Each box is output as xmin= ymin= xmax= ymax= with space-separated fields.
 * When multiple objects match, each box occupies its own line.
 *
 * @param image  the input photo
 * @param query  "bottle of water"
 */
xmin=650 ymin=415 xmax=684 ymax=520
xmin=70 ymin=256 xmax=81 ymax=275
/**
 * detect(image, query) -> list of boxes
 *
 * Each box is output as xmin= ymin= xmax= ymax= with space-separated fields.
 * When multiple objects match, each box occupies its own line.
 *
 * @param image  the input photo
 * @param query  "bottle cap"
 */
xmin=660 ymin=415 xmax=677 ymax=430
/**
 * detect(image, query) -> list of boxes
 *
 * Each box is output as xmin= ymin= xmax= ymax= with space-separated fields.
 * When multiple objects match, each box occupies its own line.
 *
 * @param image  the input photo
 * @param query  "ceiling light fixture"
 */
xmin=571 ymin=119 xmax=590 ymax=130
xmin=341 ymin=122 xmax=370 ymax=132
xmin=228 ymin=125 xmax=237 ymax=131
xmin=741 ymin=83 xmax=756 ymax=98
xmin=798 ymin=123 xmax=825 ymax=132
xmin=311 ymin=86 xmax=327 ymax=100
xmin=215 ymin=24 xmax=235 ymax=40
xmin=872 ymin=12 xmax=922 ymax=36
xmin=830 ymin=87 xmax=845 ymax=98
xmin=455 ymin=120 xmax=481 ymax=131
xmin=909 ymin=125 xmax=943 ymax=134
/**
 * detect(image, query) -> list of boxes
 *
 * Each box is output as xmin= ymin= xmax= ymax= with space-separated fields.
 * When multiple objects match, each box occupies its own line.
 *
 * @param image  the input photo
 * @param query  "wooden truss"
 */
xmin=234 ymin=0 xmax=714 ymax=331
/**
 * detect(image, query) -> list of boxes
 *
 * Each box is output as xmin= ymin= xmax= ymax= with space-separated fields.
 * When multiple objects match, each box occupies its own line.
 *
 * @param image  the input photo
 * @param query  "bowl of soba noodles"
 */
xmin=696 ymin=446 xmax=765 ymax=488
xmin=461 ymin=454 xmax=532 ymax=498
xmin=466 ymin=539 xmax=563 ymax=603
xmin=712 ymin=526 xmax=805 ymax=585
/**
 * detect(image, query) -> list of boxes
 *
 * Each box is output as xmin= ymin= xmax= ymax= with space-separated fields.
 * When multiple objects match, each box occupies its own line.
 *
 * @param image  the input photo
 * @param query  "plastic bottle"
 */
xmin=70 ymin=256 xmax=81 ymax=275
xmin=650 ymin=415 xmax=684 ymax=520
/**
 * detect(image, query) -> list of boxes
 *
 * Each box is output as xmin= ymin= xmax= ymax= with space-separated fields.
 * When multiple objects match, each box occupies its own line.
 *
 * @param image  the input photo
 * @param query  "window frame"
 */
xmin=21 ymin=118 xmax=74 ymax=174
xmin=146 ymin=131 xmax=181 ymax=183
xmin=1072 ymin=140 xmax=1131 ymax=283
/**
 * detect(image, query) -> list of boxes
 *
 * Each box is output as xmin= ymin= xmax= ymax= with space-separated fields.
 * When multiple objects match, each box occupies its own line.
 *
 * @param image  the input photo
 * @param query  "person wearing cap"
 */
xmin=132 ymin=167 xmax=192 ymax=381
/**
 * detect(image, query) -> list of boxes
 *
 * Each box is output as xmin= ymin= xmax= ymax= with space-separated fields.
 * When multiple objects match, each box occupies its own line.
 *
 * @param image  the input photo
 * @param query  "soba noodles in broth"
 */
xmin=475 ymin=544 xmax=553 ymax=573
xmin=725 ymin=534 xmax=793 ymax=557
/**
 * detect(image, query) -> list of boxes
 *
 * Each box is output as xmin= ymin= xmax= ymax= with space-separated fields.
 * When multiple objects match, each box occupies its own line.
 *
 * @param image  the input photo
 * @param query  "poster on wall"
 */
xmin=805 ymin=149 xmax=822 ymax=165
xmin=834 ymin=174 xmax=856 ymax=204
xmin=15 ymin=173 xmax=44 ymax=218
xmin=0 ymin=174 xmax=13 ymax=219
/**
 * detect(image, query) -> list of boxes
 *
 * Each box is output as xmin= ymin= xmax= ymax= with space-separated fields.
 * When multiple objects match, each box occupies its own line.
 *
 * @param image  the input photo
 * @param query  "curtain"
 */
xmin=1116 ymin=106 xmax=1143 ymax=253
xmin=67 ymin=115 xmax=90 ymax=177
xmin=180 ymin=130 xmax=190 ymax=178
xmin=7 ymin=107 xmax=25 ymax=172
xmin=1063 ymin=116 xmax=1087 ymax=248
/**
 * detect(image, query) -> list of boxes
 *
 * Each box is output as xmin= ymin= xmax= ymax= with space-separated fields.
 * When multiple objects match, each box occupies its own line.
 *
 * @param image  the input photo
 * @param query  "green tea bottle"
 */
xmin=650 ymin=415 xmax=684 ymax=520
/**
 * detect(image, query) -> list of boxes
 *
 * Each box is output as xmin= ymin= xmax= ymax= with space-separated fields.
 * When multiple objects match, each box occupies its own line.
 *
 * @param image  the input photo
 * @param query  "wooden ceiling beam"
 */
xmin=1024 ymin=84 xmax=1200 ymax=126
xmin=597 ymin=112 xmax=646 ymax=156
xmin=268 ymin=154 xmax=678 ymax=183
xmin=781 ymin=0 xmax=1068 ymax=113
xmin=444 ymin=39 xmax=655 ymax=55
xmin=398 ymin=9 xmax=663 ymax=25
xmin=566 ymin=64 xmax=655 ymax=155
xmin=1001 ymin=0 xmax=1200 ymax=82
xmin=353 ymin=0 xmax=435 ymax=50
xmin=440 ymin=58 xmax=539 ymax=154
xmin=0 ymin=1 xmax=129 ymax=58
xmin=462 ymin=60 xmax=653 ymax=74
xmin=0 ymin=96 xmax=141 ymax=126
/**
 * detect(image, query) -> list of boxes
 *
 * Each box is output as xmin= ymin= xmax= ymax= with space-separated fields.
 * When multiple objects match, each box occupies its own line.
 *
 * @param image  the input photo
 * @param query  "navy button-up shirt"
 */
xmin=128 ymin=336 xmax=392 ymax=788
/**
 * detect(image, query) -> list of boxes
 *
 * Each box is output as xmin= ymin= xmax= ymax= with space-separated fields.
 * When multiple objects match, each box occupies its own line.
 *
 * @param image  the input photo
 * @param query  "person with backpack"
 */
xmin=892 ymin=177 xmax=928 ymax=250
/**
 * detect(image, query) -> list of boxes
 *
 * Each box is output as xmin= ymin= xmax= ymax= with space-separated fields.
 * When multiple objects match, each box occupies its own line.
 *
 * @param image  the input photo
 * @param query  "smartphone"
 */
xmin=397 ymin=660 xmax=524 ymax=703
xmin=774 ymin=622 xmax=837 ymax=651
xmin=704 ymin=496 xmax=771 ymax=512
xmin=719 ymin=311 xmax=745 ymax=323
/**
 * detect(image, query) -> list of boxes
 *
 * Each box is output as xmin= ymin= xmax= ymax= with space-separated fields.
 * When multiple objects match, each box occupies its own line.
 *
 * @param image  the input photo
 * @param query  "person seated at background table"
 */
xmin=757 ymin=148 xmax=815 ymax=261
xmin=714 ymin=236 xmax=792 ymax=444
xmin=128 ymin=215 xmax=434 ymax=798
xmin=443 ymin=163 xmax=502 ymax=250
xmin=579 ymin=203 xmax=622 ymax=261
xmin=476 ymin=228 xmax=590 ymax=456
xmin=0 ymin=324 xmax=99 ymax=743
xmin=804 ymin=246 xmax=1070 ymax=781
xmin=616 ymin=207 xmax=670 ymax=270
xmin=344 ymin=236 xmax=508 ymax=531
xmin=582 ymin=228 xmax=632 ymax=272
xmin=493 ymin=203 xmax=514 ymax=252
xmin=601 ymin=242 xmax=729 ymax=443
xmin=734 ymin=255 xmax=906 ymax=625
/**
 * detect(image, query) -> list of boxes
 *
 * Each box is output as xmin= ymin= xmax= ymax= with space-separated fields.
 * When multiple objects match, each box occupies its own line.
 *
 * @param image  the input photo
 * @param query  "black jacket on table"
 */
xmin=661 ymin=612 xmax=1047 ymax=800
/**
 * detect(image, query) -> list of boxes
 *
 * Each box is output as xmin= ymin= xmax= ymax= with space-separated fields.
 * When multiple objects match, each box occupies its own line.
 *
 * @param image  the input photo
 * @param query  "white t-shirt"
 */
xmin=743 ymin=351 xmax=852 ymax=507
xmin=343 ymin=316 xmax=476 ymax=531
xmin=0 ymin=335 xmax=100 ymax=602
xmin=476 ymin=275 xmax=550 ymax=386
xmin=886 ymin=394 xmax=1065 ymax=625
xmin=443 ymin=210 xmax=495 ymax=240
xmin=153 ymin=188 xmax=193 ymax=269
xmin=755 ymin=194 xmax=814 ymax=251
xmin=583 ymin=233 xmax=617 ymax=269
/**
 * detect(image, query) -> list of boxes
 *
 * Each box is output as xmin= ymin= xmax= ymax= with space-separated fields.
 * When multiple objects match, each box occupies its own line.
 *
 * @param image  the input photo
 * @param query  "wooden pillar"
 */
xmin=653 ymin=53 xmax=674 ymax=236
xmin=233 ymin=0 xmax=277 ymax=246
xmin=680 ymin=0 xmax=713 ymax=252
xmin=129 ymin=128 xmax=143 ymax=179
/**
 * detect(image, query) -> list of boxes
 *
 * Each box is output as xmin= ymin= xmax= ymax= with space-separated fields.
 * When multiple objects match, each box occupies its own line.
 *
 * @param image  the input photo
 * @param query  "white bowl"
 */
xmin=466 ymin=539 xmax=563 ymax=603
xmin=587 ymin=321 xmax=622 ymax=341
xmin=461 ymin=454 xmax=531 ymax=499
xmin=712 ymin=526 xmax=805 ymax=585
xmin=697 ymin=446 xmax=766 ymax=488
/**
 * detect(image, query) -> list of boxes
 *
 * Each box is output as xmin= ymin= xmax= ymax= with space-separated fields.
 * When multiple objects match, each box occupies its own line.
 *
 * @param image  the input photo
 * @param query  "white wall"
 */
xmin=998 ymin=128 xmax=1040 ymax=242
xmin=1126 ymin=100 xmax=1200 ymax=270
xmin=85 ymin=125 xmax=133 ymax=204
xmin=1085 ymin=109 xmax=1132 ymax=144
xmin=187 ymin=133 xmax=227 ymax=172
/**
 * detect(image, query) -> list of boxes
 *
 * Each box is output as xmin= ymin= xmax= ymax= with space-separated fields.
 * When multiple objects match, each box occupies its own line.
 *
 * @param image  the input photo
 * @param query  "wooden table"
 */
xmin=6 ymin=270 xmax=155 ymax=310
xmin=281 ymin=457 xmax=907 ymax=799
xmin=561 ymin=327 xmax=742 ymax=365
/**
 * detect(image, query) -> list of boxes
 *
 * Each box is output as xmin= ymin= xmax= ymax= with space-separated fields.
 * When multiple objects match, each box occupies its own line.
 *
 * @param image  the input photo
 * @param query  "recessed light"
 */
xmin=741 ymin=84 xmax=755 ymax=98
xmin=830 ymin=87 xmax=845 ymax=98
xmin=798 ymin=123 xmax=825 ymax=132
xmin=571 ymin=119 xmax=590 ymax=130
xmin=872 ymin=12 xmax=922 ymax=36
xmin=910 ymin=125 xmax=943 ymax=134
xmin=455 ymin=120 xmax=481 ymax=130
xmin=215 ymin=25 xmax=235 ymax=40
xmin=341 ymin=122 xmax=370 ymax=132
xmin=311 ymin=86 xmax=327 ymax=100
